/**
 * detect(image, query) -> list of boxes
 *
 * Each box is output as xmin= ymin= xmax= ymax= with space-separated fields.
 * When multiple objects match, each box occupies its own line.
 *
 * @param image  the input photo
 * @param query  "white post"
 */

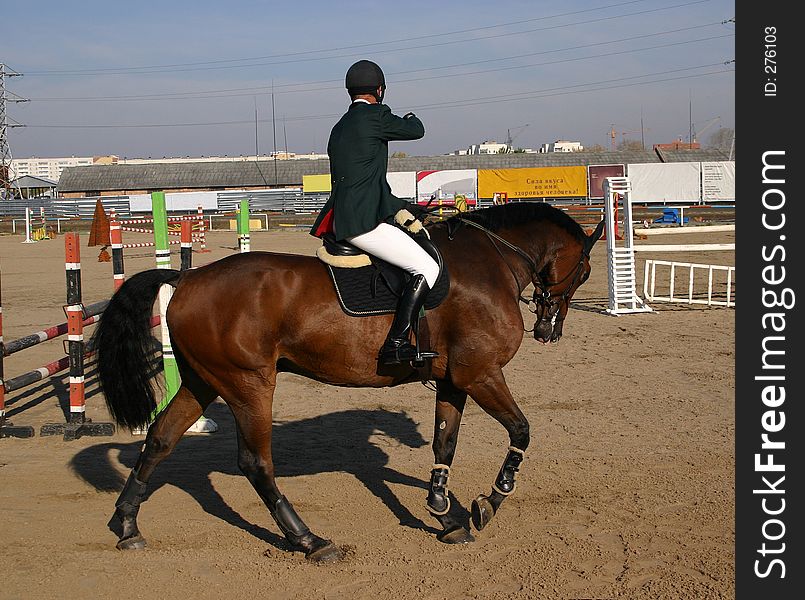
xmin=603 ymin=177 xmax=652 ymax=315
xmin=22 ymin=207 xmax=37 ymax=243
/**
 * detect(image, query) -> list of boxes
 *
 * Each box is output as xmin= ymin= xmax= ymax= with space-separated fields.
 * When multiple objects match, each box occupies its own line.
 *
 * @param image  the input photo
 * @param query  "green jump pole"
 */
xmin=238 ymin=199 xmax=251 ymax=253
xmin=152 ymin=191 xmax=172 ymax=269
xmin=151 ymin=191 xmax=180 ymax=419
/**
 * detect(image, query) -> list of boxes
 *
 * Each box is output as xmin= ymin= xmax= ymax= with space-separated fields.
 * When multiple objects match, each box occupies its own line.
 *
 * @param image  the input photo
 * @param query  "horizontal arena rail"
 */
xmin=643 ymin=259 xmax=735 ymax=307
xmin=634 ymin=243 xmax=735 ymax=252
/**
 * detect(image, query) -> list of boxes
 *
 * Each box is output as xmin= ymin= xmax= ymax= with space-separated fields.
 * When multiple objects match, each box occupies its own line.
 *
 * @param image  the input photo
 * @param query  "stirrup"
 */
xmin=377 ymin=340 xmax=439 ymax=366
xmin=411 ymin=310 xmax=438 ymax=367
xmin=411 ymin=351 xmax=438 ymax=368
xmin=378 ymin=341 xmax=418 ymax=365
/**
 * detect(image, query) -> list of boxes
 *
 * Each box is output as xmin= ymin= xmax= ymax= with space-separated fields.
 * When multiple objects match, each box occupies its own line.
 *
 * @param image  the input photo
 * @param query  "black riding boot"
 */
xmin=378 ymin=274 xmax=436 ymax=365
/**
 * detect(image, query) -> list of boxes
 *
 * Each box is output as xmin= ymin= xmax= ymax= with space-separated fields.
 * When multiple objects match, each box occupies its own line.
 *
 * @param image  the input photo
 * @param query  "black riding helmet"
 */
xmin=345 ymin=60 xmax=385 ymax=103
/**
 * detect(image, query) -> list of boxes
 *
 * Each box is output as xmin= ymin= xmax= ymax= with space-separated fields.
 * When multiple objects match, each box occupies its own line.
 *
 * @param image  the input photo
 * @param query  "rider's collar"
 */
xmin=351 ymin=98 xmax=371 ymax=105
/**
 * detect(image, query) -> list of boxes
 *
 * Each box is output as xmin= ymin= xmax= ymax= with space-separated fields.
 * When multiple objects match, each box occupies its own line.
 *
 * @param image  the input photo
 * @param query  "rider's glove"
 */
xmin=394 ymin=208 xmax=429 ymax=238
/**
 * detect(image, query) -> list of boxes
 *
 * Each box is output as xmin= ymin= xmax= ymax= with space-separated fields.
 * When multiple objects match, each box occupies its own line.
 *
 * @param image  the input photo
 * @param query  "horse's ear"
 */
xmin=584 ymin=219 xmax=606 ymax=255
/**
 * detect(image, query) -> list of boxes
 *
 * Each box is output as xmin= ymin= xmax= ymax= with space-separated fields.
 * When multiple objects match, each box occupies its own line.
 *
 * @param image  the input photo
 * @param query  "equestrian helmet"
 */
xmin=345 ymin=60 xmax=385 ymax=96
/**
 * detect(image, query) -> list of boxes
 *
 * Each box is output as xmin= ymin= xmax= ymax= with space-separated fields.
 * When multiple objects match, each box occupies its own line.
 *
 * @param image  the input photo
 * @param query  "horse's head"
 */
xmin=531 ymin=219 xmax=604 ymax=343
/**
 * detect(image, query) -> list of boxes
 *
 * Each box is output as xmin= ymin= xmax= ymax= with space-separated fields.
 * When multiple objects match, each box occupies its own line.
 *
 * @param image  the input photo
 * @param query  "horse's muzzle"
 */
xmin=533 ymin=320 xmax=554 ymax=344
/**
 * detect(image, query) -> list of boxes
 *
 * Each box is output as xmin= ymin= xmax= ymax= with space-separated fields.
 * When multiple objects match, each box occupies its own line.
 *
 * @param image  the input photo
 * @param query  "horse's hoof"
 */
xmin=471 ymin=495 xmax=495 ymax=531
xmin=116 ymin=535 xmax=147 ymax=550
xmin=437 ymin=525 xmax=475 ymax=544
xmin=305 ymin=541 xmax=344 ymax=563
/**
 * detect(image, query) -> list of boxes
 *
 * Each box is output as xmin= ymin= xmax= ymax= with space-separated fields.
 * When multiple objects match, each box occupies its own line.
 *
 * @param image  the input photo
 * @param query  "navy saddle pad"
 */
xmin=326 ymin=241 xmax=450 ymax=317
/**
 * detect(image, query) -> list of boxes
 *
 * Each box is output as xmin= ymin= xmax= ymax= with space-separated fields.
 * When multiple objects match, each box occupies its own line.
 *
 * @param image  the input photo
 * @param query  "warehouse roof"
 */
xmin=57 ymin=148 xmax=733 ymax=193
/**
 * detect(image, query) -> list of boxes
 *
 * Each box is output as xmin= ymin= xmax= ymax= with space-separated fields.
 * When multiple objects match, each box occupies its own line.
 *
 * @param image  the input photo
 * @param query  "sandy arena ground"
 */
xmin=0 ymin=222 xmax=735 ymax=599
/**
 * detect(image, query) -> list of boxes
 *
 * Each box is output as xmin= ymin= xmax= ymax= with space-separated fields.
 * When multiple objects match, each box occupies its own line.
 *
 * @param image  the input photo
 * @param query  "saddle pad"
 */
xmin=327 ymin=262 xmax=450 ymax=317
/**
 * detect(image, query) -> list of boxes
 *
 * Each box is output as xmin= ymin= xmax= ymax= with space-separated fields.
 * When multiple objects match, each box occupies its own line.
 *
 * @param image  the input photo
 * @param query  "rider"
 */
xmin=310 ymin=59 xmax=440 ymax=365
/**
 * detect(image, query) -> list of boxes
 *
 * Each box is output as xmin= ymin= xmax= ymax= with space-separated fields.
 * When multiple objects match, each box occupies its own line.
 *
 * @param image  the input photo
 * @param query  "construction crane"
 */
xmin=691 ymin=116 xmax=721 ymax=144
xmin=609 ymin=123 xmax=649 ymax=150
xmin=505 ymin=124 xmax=529 ymax=149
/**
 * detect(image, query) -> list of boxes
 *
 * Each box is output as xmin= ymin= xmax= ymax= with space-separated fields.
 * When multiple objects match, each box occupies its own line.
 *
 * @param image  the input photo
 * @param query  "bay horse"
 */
xmin=94 ymin=201 xmax=605 ymax=562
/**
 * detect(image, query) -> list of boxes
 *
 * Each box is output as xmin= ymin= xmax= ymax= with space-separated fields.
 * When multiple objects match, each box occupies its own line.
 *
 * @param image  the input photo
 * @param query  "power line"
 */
xmin=27 ymin=29 xmax=734 ymax=103
xmin=1 ymin=64 xmax=28 ymax=199
xmin=21 ymin=0 xmax=712 ymax=77
xmin=22 ymin=62 xmax=734 ymax=130
xmin=24 ymin=0 xmax=658 ymax=75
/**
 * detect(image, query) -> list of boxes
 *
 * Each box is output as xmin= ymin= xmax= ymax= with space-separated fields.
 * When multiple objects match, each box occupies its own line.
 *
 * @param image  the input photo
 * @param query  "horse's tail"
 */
xmin=92 ymin=268 xmax=181 ymax=431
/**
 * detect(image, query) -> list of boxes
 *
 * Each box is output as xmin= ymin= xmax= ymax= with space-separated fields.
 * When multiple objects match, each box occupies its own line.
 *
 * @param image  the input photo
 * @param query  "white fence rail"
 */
xmin=643 ymin=259 xmax=735 ymax=307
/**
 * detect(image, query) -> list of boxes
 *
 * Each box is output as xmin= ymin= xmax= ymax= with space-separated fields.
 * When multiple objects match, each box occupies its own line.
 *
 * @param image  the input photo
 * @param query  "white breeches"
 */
xmin=347 ymin=222 xmax=440 ymax=287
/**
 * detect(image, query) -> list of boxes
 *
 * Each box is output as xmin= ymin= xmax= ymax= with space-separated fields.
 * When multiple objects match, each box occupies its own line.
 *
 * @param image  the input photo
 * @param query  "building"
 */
xmin=466 ymin=141 xmax=510 ymax=155
xmin=118 ymin=152 xmax=328 ymax=165
xmin=539 ymin=140 xmax=584 ymax=153
xmin=8 ymin=175 xmax=58 ymax=198
xmin=56 ymin=147 xmax=734 ymax=199
xmin=10 ymin=152 xmax=330 ymax=183
xmin=653 ymin=139 xmax=701 ymax=151
xmin=9 ymin=155 xmax=118 ymax=181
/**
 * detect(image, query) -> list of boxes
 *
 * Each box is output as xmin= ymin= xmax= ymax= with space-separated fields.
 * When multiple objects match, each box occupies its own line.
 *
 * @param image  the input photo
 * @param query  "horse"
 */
xmin=93 ymin=201 xmax=605 ymax=563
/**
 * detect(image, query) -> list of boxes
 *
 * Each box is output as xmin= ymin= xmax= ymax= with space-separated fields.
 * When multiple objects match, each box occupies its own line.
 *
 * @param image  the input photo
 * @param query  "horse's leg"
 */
xmin=428 ymin=380 xmax=474 ymax=544
xmin=464 ymin=368 xmax=530 ymax=532
xmin=228 ymin=382 xmax=343 ymax=563
xmin=113 ymin=382 xmax=213 ymax=549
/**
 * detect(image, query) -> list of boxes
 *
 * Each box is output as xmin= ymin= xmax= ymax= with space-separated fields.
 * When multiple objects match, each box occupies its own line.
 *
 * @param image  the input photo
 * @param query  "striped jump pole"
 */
xmin=0 ymin=264 xmax=35 ymax=438
xmin=40 ymin=233 xmax=114 ymax=440
xmin=110 ymin=209 xmax=125 ymax=291
xmin=238 ymin=199 xmax=251 ymax=253
xmin=197 ymin=205 xmax=209 ymax=253
xmin=180 ymin=220 xmax=193 ymax=271
xmin=3 ymin=300 xmax=108 ymax=355
xmin=151 ymin=192 xmax=181 ymax=418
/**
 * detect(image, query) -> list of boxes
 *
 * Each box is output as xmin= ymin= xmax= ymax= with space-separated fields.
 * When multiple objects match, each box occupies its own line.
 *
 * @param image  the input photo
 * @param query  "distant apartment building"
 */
xmin=467 ymin=141 xmax=510 ymax=155
xmin=452 ymin=141 xmax=539 ymax=155
xmin=539 ymin=140 xmax=584 ymax=153
xmin=10 ymin=152 xmax=330 ymax=182
xmin=10 ymin=155 xmax=117 ymax=181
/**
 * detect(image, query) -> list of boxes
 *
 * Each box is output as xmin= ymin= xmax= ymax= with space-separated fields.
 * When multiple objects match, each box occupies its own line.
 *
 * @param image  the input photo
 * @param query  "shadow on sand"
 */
xmin=69 ymin=404 xmax=470 ymax=550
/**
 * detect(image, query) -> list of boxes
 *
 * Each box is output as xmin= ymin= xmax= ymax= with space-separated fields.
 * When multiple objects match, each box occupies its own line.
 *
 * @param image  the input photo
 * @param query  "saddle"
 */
xmin=317 ymin=231 xmax=450 ymax=317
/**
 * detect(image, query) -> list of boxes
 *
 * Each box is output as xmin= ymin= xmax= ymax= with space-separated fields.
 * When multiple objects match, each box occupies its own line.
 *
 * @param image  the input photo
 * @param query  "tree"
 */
xmin=616 ymin=140 xmax=645 ymax=152
xmin=585 ymin=143 xmax=607 ymax=152
xmin=391 ymin=151 xmax=407 ymax=158
xmin=706 ymin=127 xmax=735 ymax=156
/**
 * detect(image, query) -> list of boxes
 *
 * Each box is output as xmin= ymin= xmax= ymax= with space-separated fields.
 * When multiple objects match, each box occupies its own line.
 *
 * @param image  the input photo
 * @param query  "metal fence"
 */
xmin=0 ymin=189 xmax=331 ymax=219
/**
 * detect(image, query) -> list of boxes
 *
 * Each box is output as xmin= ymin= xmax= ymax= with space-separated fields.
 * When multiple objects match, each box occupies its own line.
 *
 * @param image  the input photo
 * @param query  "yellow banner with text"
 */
xmin=478 ymin=167 xmax=588 ymax=199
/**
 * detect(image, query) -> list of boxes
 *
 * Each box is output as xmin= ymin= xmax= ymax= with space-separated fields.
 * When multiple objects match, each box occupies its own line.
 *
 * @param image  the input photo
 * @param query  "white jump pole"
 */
xmin=22 ymin=207 xmax=37 ymax=243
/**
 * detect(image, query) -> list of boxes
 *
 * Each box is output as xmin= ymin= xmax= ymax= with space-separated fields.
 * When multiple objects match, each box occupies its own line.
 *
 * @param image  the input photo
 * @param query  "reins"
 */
xmin=453 ymin=216 xmax=588 ymax=331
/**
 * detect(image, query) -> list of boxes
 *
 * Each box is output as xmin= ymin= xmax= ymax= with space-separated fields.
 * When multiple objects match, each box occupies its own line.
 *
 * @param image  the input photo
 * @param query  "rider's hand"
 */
xmin=405 ymin=202 xmax=429 ymax=219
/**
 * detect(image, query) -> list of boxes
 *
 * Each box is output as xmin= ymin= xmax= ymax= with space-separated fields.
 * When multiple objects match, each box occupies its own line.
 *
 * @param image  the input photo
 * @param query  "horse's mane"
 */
xmin=441 ymin=202 xmax=586 ymax=242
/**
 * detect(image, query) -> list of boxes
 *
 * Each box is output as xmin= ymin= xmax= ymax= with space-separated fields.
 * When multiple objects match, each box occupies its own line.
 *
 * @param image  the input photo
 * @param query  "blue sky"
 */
xmin=3 ymin=0 xmax=735 ymax=159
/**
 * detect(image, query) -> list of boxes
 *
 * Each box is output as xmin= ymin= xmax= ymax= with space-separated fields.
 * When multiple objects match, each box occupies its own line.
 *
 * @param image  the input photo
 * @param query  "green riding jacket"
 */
xmin=310 ymin=101 xmax=424 ymax=241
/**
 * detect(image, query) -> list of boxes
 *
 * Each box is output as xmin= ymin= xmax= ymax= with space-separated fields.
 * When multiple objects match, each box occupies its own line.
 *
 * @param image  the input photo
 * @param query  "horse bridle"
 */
xmin=455 ymin=217 xmax=589 ymax=331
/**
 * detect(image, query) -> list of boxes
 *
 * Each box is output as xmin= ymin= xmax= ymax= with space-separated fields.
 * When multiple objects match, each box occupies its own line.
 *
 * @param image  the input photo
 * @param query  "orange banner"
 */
xmin=478 ymin=166 xmax=588 ymax=199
